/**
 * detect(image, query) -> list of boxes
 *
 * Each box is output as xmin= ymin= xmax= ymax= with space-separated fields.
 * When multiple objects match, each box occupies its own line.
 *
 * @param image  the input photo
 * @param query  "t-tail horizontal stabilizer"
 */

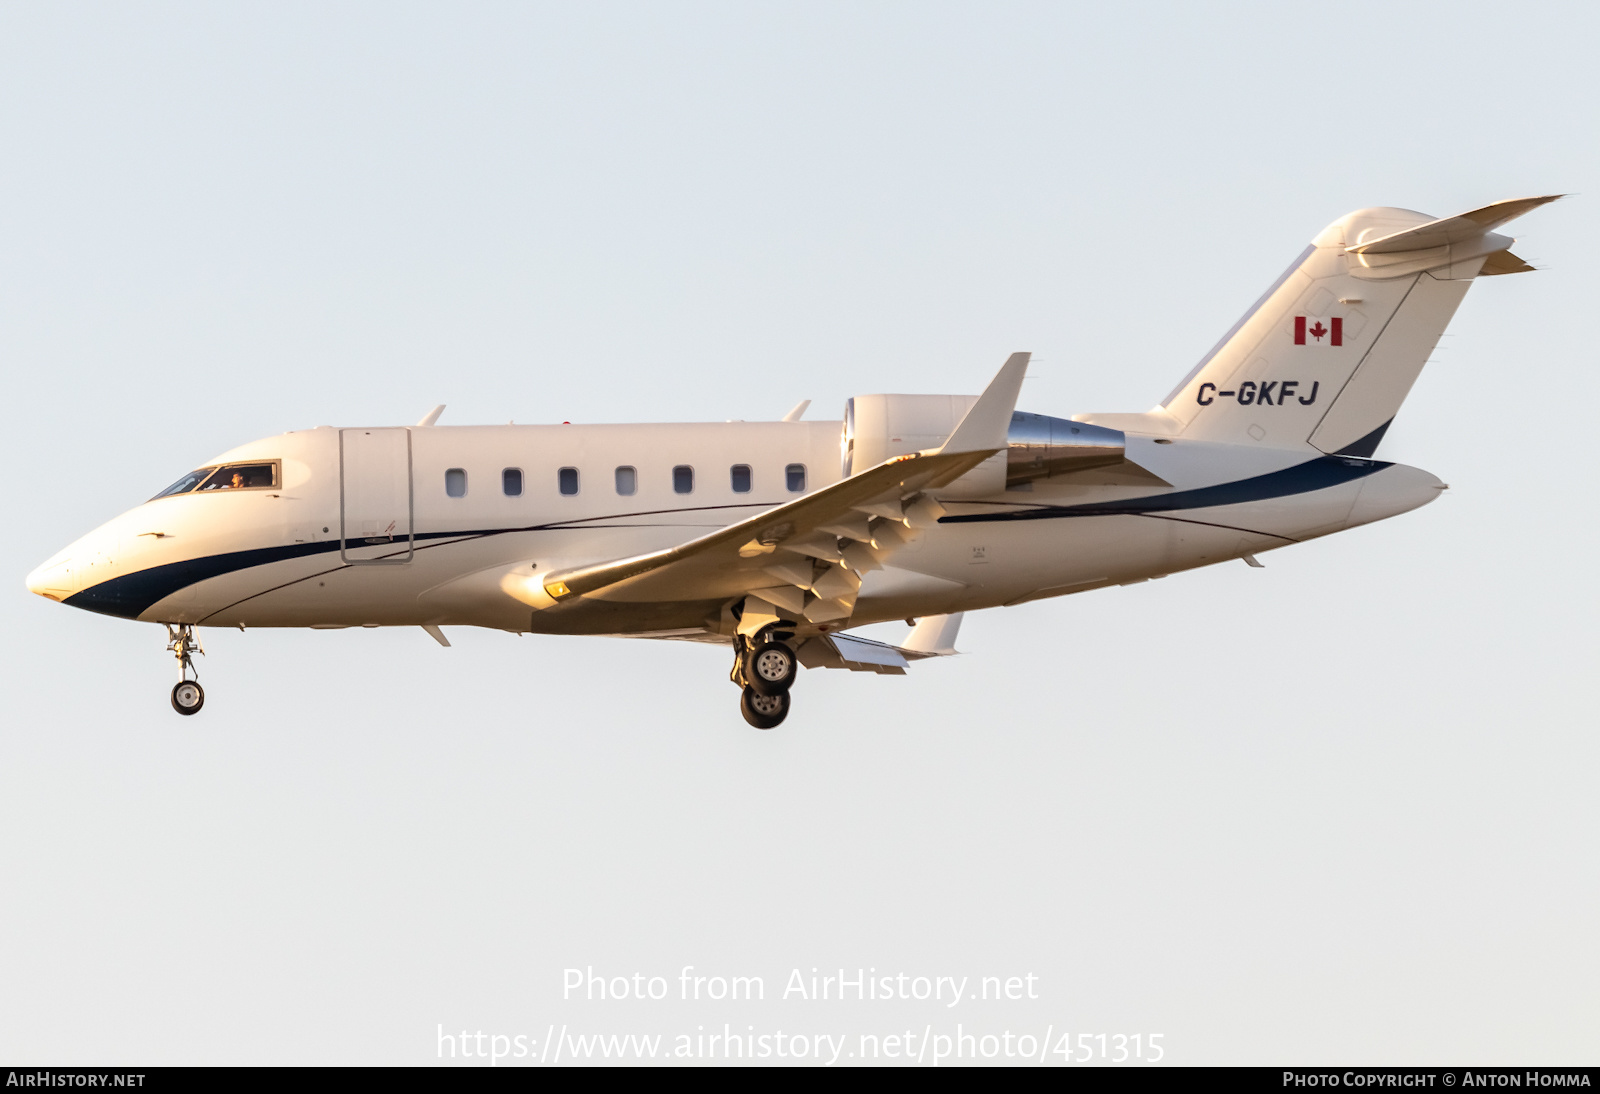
xmin=1345 ymin=194 xmax=1562 ymax=280
xmin=1345 ymin=194 xmax=1562 ymax=254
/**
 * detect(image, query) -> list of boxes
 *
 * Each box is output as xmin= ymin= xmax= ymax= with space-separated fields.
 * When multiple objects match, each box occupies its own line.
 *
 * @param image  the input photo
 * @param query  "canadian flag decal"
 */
xmin=1294 ymin=316 xmax=1343 ymax=346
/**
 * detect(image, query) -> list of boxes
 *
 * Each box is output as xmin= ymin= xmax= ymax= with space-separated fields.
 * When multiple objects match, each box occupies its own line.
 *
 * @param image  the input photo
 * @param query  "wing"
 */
xmin=542 ymin=447 xmax=986 ymax=621
xmin=542 ymin=354 xmax=1028 ymax=627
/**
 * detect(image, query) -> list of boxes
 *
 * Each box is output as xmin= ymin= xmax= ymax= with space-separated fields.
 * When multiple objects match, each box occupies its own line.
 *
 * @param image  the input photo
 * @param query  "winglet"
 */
xmin=939 ymin=353 xmax=1030 ymax=455
xmin=416 ymin=405 xmax=446 ymax=427
xmin=782 ymin=399 xmax=811 ymax=422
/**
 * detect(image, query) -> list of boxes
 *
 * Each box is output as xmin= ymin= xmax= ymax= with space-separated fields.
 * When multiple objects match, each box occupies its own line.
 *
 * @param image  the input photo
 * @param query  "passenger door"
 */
xmin=340 ymin=428 xmax=414 ymax=563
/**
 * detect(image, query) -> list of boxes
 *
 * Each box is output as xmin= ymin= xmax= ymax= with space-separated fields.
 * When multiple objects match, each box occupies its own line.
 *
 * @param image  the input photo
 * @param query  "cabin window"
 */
xmin=445 ymin=468 xmax=467 ymax=497
xmin=730 ymin=464 xmax=752 ymax=493
xmin=558 ymin=467 xmax=579 ymax=495
xmin=785 ymin=464 xmax=806 ymax=492
xmin=502 ymin=468 xmax=523 ymax=496
xmin=615 ymin=466 xmax=637 ymax=496
xmin=673 ymin=465 xmax=694 ymax=494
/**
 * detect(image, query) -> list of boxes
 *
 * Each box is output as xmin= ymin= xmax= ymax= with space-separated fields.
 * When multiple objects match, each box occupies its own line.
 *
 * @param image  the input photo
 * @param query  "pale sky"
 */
xmin=2 ymin=1 xmax=1596 ymax=1065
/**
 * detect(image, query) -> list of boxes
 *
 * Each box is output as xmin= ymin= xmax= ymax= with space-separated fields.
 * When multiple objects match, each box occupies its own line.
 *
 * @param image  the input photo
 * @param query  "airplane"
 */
xmin=26 ymin=194 xmax=1559 ymax=728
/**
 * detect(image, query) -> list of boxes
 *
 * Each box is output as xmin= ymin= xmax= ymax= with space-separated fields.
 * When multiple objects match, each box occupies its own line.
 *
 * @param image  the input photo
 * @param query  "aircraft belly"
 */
xmin=848 ymin=484 xmax=1360 ymax=620
xmin=945 ymin=516 xmax=1215 ymax=610
xmin=842 ymin=517 xmax=1191 ymax=620
xmin=1175 ymin=482 xmax=1362 ymax=541
xmin=852 ymin=568 xmax=968 ymax=622
xmin=524 ymin=599 xmax=723 ymax=635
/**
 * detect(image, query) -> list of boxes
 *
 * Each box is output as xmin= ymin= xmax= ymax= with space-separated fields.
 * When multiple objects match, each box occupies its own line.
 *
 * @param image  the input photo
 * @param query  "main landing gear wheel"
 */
xmin=171 ymin=680 xmax=205 ymax=716
xmin=743 ymin=640 xmax=797 ymax=697
xmin=739 ymin=686 xmax=790 ymax=730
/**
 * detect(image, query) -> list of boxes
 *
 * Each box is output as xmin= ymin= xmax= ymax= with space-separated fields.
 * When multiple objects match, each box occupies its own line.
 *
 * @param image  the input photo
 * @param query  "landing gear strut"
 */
xmin=166 ymin=623 xmax=205 ymax=716
xmin=731 ymin=628 xmax=798 ymax=729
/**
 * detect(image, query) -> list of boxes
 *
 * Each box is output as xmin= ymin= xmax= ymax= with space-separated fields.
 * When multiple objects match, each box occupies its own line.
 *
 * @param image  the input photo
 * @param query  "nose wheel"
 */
xmin=171 ymin=680 xmax=205 ymax=715
xmin=165 ymin=623 xmax=206 ymax=717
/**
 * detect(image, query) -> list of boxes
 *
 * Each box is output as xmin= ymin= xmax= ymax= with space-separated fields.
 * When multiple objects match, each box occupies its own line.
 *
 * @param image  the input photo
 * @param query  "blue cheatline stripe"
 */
xmin=938 ymin=455 xmax=1389 ymax=524
xmin=65 ymin=540 xmax=344 ymax=620
xmin=60 ymin=500 xmax=779 ymax=621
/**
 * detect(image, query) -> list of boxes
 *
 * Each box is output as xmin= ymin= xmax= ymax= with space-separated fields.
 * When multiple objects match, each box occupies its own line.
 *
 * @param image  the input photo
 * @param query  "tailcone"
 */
xmin=1345 ymin=463 xmax=1447 ymax=529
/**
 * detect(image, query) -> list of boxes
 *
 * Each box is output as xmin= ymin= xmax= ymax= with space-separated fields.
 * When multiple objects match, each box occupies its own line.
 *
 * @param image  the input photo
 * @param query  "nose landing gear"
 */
xmin=165 ymin=624 xmax=205 ymax=716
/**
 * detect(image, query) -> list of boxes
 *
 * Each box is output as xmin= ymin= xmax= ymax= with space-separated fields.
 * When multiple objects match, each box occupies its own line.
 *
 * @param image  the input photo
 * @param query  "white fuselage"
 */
xmin=27 ymin=416 xmax=1443 ymax=636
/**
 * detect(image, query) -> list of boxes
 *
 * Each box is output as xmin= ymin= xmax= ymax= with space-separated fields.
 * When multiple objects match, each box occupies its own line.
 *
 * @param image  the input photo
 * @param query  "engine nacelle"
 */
xmin=842 ymin=395 xmax=1127 ymax=497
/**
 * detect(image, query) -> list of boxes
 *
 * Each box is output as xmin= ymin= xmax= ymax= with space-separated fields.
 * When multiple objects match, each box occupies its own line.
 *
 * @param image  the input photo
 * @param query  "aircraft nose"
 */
xmin=26 ymin=556 xmax=74 ymax=602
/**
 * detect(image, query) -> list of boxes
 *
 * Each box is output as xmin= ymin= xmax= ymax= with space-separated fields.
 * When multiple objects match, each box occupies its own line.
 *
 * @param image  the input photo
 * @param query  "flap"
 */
xmin=829 ymin=634 xmax=910 ymax=668
xmin=792 ymin=617 xmax=962 ymax=674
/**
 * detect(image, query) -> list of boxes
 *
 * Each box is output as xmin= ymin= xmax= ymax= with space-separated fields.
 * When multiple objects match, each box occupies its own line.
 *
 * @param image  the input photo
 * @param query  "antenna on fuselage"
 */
xmin=415 ymin=405 xmax=446 ymax=427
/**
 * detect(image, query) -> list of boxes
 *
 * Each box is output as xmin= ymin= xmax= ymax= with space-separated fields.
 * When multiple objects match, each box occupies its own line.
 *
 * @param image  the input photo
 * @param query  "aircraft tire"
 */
xmin=739 ymin=686 xmax=789 ymax=730
xmin=171 ymin=680 xmax=205 ymax=716
xmin=743 ymin=641 xmax=797 ymax=696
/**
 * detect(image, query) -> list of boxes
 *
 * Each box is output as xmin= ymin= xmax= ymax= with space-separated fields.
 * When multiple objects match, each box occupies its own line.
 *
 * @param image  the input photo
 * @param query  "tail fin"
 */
xmin=1083 ymin=196 xmax=1560 ymax=454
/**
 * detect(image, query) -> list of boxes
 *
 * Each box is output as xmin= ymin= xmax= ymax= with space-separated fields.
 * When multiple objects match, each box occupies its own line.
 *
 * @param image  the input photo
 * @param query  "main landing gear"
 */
xmin=731 ymin=630 xmax=799 ymax=729
xmin=739 ymin=687 xmax=790 ymax=730
xmin=165 ymin=623 xmax=205 ymax=716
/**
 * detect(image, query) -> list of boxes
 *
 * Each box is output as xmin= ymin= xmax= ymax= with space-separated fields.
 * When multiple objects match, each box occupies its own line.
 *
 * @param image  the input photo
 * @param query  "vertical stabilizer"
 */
xmin=1081 ymin=196 xmax=1558 ymax=455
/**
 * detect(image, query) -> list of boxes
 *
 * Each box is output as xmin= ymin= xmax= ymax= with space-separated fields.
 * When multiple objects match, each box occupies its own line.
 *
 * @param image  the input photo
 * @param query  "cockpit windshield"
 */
xmin=150 ymin=461 xmax=280 ymax=501
xmin=152 ymin=469 xmax=215 ymax=499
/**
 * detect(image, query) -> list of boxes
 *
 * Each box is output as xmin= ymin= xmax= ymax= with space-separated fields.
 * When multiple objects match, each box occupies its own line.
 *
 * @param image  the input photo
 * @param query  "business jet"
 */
xmin=26 ymin=195 xmax=1558 ymax=728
